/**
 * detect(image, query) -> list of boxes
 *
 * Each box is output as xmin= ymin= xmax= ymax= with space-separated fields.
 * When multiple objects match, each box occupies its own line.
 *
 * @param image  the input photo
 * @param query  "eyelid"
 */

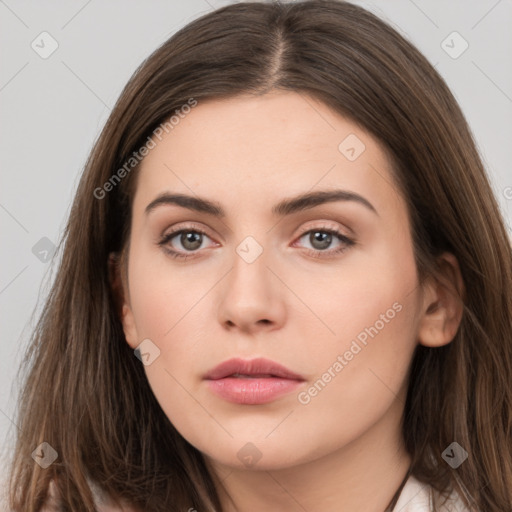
xmin=160 ymin=222 xmax=215 ymax=240
xmin=294 ymin=220 xmax=350 ymax=238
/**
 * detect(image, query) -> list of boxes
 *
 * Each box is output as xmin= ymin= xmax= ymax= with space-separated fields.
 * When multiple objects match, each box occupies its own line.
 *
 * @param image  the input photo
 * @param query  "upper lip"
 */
xmin=204 ymin=357 xmax=305 ymax=381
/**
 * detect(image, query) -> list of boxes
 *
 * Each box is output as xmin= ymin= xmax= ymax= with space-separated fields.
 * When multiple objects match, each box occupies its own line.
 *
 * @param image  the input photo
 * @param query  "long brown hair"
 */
xmin=7 ymin=1 xmax=512 ymax=510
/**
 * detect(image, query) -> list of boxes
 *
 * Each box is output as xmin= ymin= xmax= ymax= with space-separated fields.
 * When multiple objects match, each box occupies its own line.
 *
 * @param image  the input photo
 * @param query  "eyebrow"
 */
xmin=144 ymin=189 xmax=378 ymax=218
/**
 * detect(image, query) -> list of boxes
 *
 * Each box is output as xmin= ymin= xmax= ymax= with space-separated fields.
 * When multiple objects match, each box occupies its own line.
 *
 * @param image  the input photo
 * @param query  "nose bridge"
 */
xmin=228 ymin=232 xmax=272 ymax=295
xmin=235 ymin=233 xmax=267 ymax=266
xmin=216 ymin=229 xmax=286 ymax=330
xmin=225 ymin=202 xmax=289 ymax=285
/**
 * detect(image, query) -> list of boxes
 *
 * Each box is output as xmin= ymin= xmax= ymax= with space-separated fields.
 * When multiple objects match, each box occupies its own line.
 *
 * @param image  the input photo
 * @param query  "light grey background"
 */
xmin=1 ymin=0 xmax=511 ymax=503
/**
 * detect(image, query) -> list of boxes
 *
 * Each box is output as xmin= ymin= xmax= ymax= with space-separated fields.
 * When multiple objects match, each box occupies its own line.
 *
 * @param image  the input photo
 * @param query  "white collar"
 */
xmin=392 ymin=474 xmax=471 ymax=512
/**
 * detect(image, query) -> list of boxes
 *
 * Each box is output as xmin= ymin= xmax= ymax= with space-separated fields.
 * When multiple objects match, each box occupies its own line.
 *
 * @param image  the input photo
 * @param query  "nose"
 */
xmin=217 ymin=242 xmax=286 ymax=334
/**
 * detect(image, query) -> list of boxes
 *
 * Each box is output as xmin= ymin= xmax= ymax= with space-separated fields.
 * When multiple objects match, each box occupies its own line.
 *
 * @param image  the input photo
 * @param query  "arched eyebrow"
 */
xmin=144 ymin=189 xmax=378 ymax=217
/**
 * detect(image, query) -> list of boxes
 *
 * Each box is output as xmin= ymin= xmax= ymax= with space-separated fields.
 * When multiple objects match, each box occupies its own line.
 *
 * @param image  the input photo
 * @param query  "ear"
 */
xmin=108 ymin=251 xmax=139 ymax=349
xmin=417 ymin=252 xmax=465 ymax=348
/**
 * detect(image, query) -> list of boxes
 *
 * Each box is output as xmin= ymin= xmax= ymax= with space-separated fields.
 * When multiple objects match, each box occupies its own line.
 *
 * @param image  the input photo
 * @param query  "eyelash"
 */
xmin=157 ymin=223 xmax=356 ymax=260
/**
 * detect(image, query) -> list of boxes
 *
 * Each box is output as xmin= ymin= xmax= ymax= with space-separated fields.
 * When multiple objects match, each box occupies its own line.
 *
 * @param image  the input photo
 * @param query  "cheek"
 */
xmin=126 ymin=248 xmax=218 ymax=381
xmin=127 ymin=245 xmax=203 ymax=338
xmin=297 ymin=231 xmax=420 ymax=401
xmin=300 ymin=236 xmax=419 ymax=406
xmin=309 ymin=228 xmax=418 ymax=347
xmin=126 ymin=256 xmax=209 ymax=419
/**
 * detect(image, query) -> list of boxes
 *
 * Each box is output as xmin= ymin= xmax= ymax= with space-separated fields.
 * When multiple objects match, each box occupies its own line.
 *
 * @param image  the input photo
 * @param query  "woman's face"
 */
xmin=119 ymin=91 xmax=428 ymax=472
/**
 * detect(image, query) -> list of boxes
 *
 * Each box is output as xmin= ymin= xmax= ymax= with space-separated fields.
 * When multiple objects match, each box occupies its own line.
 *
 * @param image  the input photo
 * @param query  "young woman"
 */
xmin=7 ymin=1 xmax=511 ymax=511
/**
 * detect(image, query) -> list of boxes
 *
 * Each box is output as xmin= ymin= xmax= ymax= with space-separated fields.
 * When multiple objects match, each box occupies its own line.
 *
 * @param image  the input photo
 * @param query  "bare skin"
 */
xmin=114 ymin=91 xmax=463 ymax=511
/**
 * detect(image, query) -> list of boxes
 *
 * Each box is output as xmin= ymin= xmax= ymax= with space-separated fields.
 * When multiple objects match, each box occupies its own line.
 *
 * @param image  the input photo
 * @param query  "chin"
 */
xmin=195 ymin=435 xmax=317 ymax=472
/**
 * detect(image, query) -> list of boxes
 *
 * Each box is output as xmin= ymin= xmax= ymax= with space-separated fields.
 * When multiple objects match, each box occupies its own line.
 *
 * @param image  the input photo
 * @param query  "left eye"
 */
xmin=293 ymin=228 xmax=355 ymax=257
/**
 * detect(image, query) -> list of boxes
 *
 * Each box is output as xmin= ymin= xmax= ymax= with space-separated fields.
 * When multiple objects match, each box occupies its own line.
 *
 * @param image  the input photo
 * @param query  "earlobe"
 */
xmin=417 ymin=253 xmax=464 ymax=348
xmin=108 ymin=251 xmax=139 ymax=349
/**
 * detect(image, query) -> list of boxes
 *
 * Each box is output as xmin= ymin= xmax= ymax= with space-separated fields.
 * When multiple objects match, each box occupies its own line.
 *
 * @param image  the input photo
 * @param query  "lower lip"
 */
xmin=206 ymin=377 xmax=304 ymax=405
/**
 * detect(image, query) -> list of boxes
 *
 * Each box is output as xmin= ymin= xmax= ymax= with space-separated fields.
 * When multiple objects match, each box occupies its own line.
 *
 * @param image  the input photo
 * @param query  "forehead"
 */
xmin=132 ymin=91 xmax=403 ymax=219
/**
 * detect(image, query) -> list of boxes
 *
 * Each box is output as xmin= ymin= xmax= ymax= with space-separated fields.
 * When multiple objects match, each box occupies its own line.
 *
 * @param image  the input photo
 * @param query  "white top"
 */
xmin=41 ymin=474 xmax=474 ymax=511
xmin=392 ymin=474 xmax=472 ymax=511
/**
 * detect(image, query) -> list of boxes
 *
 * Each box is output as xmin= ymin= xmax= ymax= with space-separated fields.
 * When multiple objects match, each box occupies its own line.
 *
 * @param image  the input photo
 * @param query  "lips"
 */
xmin=204 ymin=357 xmax=306 ymax=405
xmin=204 ymin=357 xmax=305 ymax=381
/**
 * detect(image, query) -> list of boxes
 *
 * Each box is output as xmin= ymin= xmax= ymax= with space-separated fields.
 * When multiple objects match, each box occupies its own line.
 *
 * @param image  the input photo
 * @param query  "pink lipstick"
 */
xmin=204 ymin=357 xmax=305 ymax=405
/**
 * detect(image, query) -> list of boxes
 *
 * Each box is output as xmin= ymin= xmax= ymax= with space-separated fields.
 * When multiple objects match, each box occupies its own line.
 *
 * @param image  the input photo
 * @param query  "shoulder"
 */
xmin=87 ymin=478 xmax=140 ymax=512
xmin=39 ymin=479 xmax=59 ymax=511
xmin=392 ymin=474 xmax=474 ymax=512
xmin=41 ymin=478 xmax=139 ymax=512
